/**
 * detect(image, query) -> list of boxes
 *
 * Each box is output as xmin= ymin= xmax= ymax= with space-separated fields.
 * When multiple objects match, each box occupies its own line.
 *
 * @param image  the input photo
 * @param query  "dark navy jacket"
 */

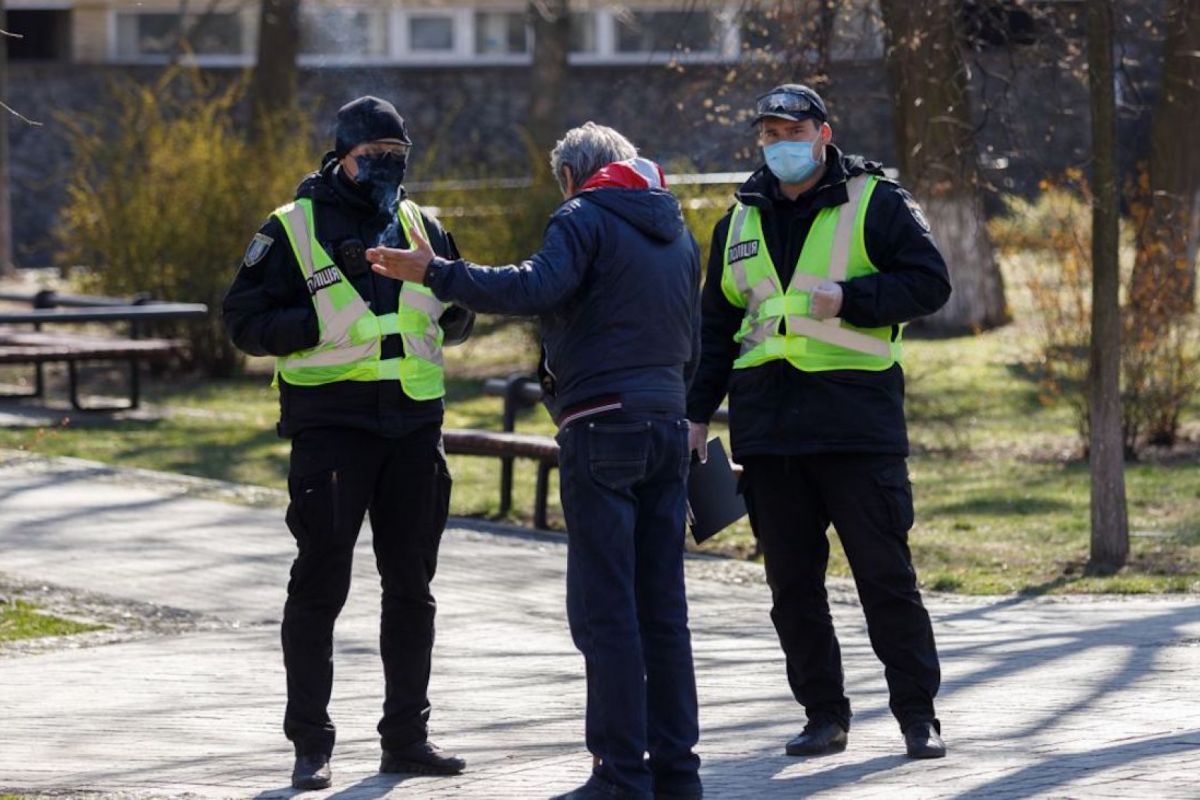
xmin=424 ymin=186 xmax=702 ymax=421
xmin=223 ymin=153 xmax=474 ymax=438
xmin=686 ymin=147 xmax=952 ymax=459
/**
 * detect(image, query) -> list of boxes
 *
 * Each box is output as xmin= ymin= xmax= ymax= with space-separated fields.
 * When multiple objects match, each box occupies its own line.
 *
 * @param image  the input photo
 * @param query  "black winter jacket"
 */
xmin=222 ymin=153 xmax=474 ymax=438
xmin=685 ymin=147 xmax=951 ymax=459
xmin=424 ymin=186 xmax=701 ymax=421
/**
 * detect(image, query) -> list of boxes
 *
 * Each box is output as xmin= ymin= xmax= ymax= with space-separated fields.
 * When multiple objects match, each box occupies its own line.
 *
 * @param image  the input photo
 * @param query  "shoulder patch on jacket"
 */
xmin=242 ymin=233 xmax=274 ymax=267
xmin=900 ymin=190 xmax=932 ymax=233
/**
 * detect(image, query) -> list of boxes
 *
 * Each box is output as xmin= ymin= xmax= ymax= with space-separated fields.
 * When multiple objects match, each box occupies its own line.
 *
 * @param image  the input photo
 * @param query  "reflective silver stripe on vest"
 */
xmin=735 ymin=175 xmax=893 ymax=361
xmin=279 ymin=203 xmax=316 ymax=276
xmin=825 ymin=175 xmax=868 ymax=283
xmin=399 ymin=285 xmax=446 ymax=320
xmin=278 ymin=203 xmax=375 ymax=368
xmin=779 ymin=174 xmax=885 ymax=350
xmin=728 ymin=204 xmax=778 ymax=312
xmin=399 ymin=284 xmax=444 ymax=365
xmin=785 ymin=314 xmax=892 ymax=357
xmin=395 ymin=201 xmax=445 ymax=365
xmin=728 ymin=205 xmax=754 ymax=298
xmin=278 ymin=203 xmax=366 ymax=344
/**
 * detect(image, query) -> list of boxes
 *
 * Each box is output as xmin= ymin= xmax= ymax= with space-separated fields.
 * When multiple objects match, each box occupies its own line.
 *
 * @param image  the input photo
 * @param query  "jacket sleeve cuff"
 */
xmin=836 ymin=279 xmax=867 ymax=327
xmin=686 ymin=397 xmax=720 ymax=425
xmin=423 ymin=256 xmax=455 ymax=297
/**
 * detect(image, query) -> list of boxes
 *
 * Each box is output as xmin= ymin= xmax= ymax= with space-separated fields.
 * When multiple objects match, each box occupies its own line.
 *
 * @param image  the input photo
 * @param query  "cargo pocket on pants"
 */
xmin=286 ymin=469 xmax=340 ymax=543
xmin=874 ymin=461 xmax=914 ymax=535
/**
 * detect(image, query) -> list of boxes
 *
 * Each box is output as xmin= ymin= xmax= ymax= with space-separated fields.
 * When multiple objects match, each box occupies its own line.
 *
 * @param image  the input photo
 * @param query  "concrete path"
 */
xmin=1 ymin=454 xmax=1198 ymax=799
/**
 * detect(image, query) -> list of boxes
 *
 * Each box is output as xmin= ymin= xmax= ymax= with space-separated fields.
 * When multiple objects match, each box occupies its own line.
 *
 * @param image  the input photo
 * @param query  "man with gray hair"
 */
xmin=367 ymin=121 xmax=703 ymax=800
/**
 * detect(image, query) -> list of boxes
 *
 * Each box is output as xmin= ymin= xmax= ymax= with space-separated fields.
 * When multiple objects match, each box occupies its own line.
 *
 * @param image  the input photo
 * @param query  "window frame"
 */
xmin=296 ymin=4 xmax=392 ymax=66
xmin=104 ymin=3 xmax=748 ymax=67
xmin=109 ymin=7 xmax=254 ymax=66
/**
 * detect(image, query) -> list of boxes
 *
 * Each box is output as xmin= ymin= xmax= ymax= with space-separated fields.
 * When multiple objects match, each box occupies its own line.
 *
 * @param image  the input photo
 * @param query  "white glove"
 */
xmin=810 ymin=280 xmax=844 ymax=320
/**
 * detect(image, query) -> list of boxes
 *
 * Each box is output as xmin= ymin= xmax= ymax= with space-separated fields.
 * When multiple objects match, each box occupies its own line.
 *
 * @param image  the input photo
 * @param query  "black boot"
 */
xmin=903 ymin=721 xmax=946 ymax=759
xmin=380 ymin=740 xmax=466 ymax=775
xmin=291 ymin=753 xmax=332 ymax=790
xmin=785 ymin=719 xmax=848 ymax=756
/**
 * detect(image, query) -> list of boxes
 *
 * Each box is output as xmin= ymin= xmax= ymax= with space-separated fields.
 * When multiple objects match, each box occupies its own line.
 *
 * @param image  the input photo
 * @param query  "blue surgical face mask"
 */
xmin=763 ymin=139 xmax=823 ymax=184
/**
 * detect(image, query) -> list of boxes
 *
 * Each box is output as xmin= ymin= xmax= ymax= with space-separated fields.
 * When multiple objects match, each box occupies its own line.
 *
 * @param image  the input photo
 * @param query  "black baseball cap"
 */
xmin=751 ymin=84 xmax=828 ymax=126
xmin=334 ymin=96 xmax=413 ymax=157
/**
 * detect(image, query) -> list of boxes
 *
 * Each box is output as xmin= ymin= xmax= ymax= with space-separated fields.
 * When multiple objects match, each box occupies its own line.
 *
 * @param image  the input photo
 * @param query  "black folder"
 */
xmin=686 ymin=438 xmax=747 ymax=544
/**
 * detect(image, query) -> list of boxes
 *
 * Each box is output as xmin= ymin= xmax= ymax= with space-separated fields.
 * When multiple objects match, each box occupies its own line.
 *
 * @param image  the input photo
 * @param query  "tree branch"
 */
xmin=0 ymin=102 xmax=43 ymax=127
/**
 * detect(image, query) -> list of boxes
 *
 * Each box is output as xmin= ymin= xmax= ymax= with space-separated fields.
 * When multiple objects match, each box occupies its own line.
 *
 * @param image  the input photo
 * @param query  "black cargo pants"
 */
xmin=740 ymin=453 xmax=941 ymax=733
xmin=281 ymin=423 xmax=452 ymax=757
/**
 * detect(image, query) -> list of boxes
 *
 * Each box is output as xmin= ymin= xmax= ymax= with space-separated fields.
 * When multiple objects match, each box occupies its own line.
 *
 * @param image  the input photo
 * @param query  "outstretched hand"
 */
xmin=367 ymin=227 xmax=435 ymax=284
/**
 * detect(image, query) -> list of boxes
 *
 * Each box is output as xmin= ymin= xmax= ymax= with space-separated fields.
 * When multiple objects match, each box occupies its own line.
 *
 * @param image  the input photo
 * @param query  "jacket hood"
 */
xmin=735 ymin=145 xmax=885 ymax=209
xmin=570 ymin=157 xmax=684 ymax=243
xmin=579 ymin=187 xmax=686 ymax=243
xmin=580 ymin=157 xmax=668 ymax=192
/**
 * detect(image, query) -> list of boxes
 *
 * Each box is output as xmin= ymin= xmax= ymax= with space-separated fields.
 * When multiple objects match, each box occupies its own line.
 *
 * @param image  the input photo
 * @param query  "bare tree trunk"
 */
xmin=791 ymin=0 xmax=834 ymax=90
xmin=1130 ymin=0 xmax=1200 ymax=321
xmin=0 ymin=0 xmax=13 ymax=275
xmin=1085 ymin=0 xmax=1129 ymax=573
xmin=250 ymin=0 xmax=299 ymax=133
xmin=879 ymin=0 xmax=1008 ymax=334
xmin=528 ymin=0 xmax=570 ymax=161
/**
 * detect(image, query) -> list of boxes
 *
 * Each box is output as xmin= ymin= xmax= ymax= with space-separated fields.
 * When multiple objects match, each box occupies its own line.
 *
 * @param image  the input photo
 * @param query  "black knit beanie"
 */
xmin=334 ymin=96 xmax=412 ymax=157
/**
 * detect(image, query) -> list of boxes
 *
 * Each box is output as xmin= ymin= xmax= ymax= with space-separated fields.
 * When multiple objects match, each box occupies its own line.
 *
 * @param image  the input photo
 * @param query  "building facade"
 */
xmin=8 ymin=0 xmax=1158 ymax=268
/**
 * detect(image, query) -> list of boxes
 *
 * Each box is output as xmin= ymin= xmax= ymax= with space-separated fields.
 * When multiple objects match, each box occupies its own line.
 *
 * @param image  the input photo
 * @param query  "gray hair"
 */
xmin=549 ymin=122 xmax=638 ymax=194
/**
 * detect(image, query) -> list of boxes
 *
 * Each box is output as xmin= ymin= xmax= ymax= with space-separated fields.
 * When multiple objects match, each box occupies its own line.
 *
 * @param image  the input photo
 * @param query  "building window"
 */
xmin=115 ymin=12 xmax=244 ymax=60
xmin=301 ymin=7 xmax=389 ymax=58
xmin=569 ymin=11 xmax=598 ymax=54
xmin=475 ymin=11 xmax=527 ymax=55
xmin=830 ymin=0 xmax=885 ymax=62
xmin=7 ymin=9 xmax=71 ymax=61
xmin=614 ymin=9 xmax=720 ymax=54
xmin=409 ymin=14 xmax=455 ymax=52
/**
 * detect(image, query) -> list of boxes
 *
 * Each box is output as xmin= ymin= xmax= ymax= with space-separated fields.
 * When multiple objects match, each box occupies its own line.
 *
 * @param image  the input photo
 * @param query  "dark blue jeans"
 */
xmin=556 ymin=412 xmax=701 ymax=799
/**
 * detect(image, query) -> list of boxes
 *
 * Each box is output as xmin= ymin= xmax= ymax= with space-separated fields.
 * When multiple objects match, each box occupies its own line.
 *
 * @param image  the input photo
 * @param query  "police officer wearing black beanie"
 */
xmin=223 ymin=95 xmax=473 ymax=790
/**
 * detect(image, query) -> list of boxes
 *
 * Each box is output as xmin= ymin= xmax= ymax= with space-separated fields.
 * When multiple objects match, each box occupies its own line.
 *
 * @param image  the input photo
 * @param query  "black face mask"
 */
xmin=353 ymin=152 xmax=408 ymax=205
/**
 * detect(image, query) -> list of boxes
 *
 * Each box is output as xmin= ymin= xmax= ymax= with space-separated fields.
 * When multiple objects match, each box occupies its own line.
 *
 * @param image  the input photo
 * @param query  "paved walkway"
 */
xmin=1 ymin=454 xmax=1199 ymax=799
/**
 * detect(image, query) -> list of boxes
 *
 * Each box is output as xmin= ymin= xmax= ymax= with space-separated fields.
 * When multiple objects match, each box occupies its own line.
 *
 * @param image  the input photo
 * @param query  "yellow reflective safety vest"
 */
xmin=272 ymin=197 xmax=447 ymax=400
xmin=720 ymin=174 xmax=901 ymax=372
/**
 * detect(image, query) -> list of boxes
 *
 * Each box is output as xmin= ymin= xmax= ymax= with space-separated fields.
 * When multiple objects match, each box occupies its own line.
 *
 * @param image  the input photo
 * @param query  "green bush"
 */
xmin=990 ymin=176 xmax=1200 ymax=455
xmin=54 ymin=77 xmax=735 ymax=378
xmin=54 ymin=68 xmax=318 ymax=376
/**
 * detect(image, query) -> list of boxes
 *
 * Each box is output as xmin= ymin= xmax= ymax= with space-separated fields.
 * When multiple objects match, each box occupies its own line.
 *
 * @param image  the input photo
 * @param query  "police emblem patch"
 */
xmin=243 ymin=233 xmax=274 ymax=267
xmin=902 ymin=192 xmax=932 ymax=234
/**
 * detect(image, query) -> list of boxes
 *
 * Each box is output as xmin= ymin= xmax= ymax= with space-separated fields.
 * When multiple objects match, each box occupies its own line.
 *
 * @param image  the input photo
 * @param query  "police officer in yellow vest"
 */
xmin=686 ymin=84 xmax=952 ymax=760
xmin=223 ymin=96 xmax=473 ymax=790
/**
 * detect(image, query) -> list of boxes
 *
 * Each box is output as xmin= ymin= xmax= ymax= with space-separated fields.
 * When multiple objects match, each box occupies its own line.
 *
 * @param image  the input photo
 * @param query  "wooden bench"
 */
xmin=442 ymin=427 xmax=560 ymax=530
xmin=0 ymin=301 xmax=208 ymax=411
xmin=0 ymin=330 xmax=183 ymax=410
xmin=477 ymin=375 xmax=731 ymax=520
xmin=449 ymin=376 xmax=736 ymax=531
xmin=481 ymin=374 xmax=731 ymax=424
